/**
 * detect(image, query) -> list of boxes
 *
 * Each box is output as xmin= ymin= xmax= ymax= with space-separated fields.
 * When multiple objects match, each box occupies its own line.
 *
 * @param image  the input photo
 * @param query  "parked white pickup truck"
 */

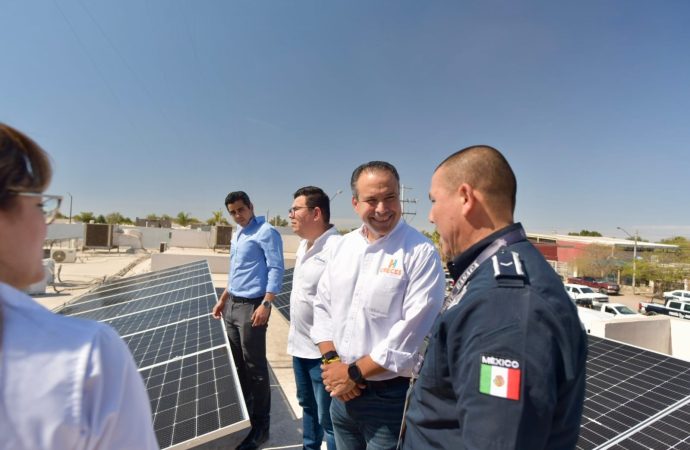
xmin=593 ymin=302 xmax=639 ymax=318
xmin=565 ymin=283 xmax=609 ymax=307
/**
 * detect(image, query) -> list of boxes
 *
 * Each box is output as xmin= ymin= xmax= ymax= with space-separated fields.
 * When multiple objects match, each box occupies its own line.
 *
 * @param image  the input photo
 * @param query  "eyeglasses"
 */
xmin=11 ymin=191 xmax=63 ymax=224
xmin=288 ymin=206 xmax=314 ymax=216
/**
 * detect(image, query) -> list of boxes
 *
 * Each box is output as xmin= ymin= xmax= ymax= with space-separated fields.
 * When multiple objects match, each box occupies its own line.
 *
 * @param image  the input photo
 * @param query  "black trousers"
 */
xmin=224 ymin=297 xmax=270 ymax=428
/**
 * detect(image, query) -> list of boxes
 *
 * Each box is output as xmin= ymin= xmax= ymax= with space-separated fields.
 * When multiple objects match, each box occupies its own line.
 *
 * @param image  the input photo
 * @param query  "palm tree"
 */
xmin=207 ymin=210 xmax=228 ymax=225
xmin=74 ymin=211 xmax=96 ymax=223
xmin=176 ymin=212 xmax=192 ymax=227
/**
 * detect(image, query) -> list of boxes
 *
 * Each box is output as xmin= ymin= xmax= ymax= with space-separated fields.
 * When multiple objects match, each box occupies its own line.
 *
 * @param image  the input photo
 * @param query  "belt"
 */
xmin=231 ymin=295 xmax=263 ymax=304
xmin=366 ymin=376 xmax=411 ymax=390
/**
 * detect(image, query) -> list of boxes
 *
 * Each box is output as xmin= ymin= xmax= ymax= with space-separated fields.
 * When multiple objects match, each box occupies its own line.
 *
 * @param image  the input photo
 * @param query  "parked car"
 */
xmin=596 ymin=303 xmax=640 ymax=318
xmin=567 ymin=276 xmax=620 ymax=295
xmin=662 ymin=290 xmax=690 ymax=302
xmin=564 ymin=283 xmax=609 ymax=307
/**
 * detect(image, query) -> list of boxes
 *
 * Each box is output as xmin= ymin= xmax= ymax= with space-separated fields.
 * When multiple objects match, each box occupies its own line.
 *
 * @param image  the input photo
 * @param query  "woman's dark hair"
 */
xmin=0 ymin=123 xmax=52 ymax=210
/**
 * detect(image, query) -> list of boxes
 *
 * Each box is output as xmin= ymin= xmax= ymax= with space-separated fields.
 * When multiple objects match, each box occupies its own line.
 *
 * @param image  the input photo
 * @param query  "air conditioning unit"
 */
xmin=84 ymin=223 xmax=117 ymax=249
xmin=51 ymin=248 xmax=77 ymax=263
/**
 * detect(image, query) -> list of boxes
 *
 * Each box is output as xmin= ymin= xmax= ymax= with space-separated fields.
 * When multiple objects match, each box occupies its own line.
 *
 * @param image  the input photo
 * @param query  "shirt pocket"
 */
xmin=365 ymin=275 xmax=407 ymax=318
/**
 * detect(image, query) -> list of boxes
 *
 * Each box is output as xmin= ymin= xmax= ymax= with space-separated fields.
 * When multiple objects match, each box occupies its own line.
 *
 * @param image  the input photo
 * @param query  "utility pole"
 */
xmin=617 ymin=227 xmax=639 ymax=295
xmin=400 ymin=184 xmax=417 ymax=223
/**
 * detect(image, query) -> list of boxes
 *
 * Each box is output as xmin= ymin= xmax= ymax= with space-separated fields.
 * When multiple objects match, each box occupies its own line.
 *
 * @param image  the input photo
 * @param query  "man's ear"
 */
xmin=457 ymin=183 xmax=475 ymax=216
xmin=312 ymin=206 xmax=322 ymax=222
xmin=351 ymin=196 xmax=358 ymax=209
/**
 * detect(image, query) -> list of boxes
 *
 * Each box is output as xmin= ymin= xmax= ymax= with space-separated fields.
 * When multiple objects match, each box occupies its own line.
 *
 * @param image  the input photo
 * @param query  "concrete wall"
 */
xmin=670 ymin=319 xmax=690 ymax=361
xmin=47 ymin=223 xmax=83 ymax=240
xmin=603 ymin=316 xmax=672 ymax=355
xmin=170 ymin=229 xmax=213 ymax=248
xmin=281 ymin=234 xmax=300 ymax=254
xmin=578 ymin=308 xmax=674 ymax=356
xmin=151 ymin=254 xmax=230 ymax=273
xmin=151 ymin=253 xmax=296 ymax=274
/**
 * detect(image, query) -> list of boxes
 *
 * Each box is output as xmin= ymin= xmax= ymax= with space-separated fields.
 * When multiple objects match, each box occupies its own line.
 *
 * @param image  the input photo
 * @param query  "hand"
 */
xmin=251 ymin=303 xmax=271 ymax=327
xmin=336 ymin=384 xmax=364 ymax=402
xmin=212 ymin=299 xmax=225 ymax=319
xmin=322 ymin=362 xmax=366 ymax=399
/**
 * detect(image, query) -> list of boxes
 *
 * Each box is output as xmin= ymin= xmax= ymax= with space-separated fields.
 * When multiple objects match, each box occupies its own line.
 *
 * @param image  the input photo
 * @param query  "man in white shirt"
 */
xmin=311 ymin=161 xmax=445 ymax=450
xmin=287 ymin=186 xmax=341 ymax=450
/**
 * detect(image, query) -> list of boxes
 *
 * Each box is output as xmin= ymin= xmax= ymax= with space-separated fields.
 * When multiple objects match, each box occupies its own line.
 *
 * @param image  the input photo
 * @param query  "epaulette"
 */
xmin=491 ymin=250 xmax=526 ymax=287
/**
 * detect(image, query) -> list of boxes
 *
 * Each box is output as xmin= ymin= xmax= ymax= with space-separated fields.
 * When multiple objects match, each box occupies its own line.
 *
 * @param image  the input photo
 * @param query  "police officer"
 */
xmin=402 ymin=145 xmax=587 ymax=449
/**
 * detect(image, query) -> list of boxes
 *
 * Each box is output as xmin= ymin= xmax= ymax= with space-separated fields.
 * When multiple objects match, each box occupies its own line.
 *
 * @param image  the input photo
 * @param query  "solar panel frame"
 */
xmin=56 ymin=259 xmax=249 ymax=449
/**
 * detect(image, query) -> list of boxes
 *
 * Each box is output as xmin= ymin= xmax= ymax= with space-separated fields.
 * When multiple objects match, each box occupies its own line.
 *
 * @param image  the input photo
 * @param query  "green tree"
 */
xmin=421 ymin=229 xmax=447 ymax=261
xmin=572 ymin=244 xmax=621 ymax=278
xmin=660 ymin=236 xmax=690 ymax=263
xmin=207 ymin=210 xmax=229 ymax=225
xmin=568 ymin=230 xmax=603 ymax=237
xmin=269 ymin=215 xmax=288 ymax=227
xmin=176 ymin=212 xmax=192 ymax=227
xmin=73 ymin=211 xmax=95 ymax=223
xmin=95 ymin=214 xmax=106 ymax=224
xmin=105 ymin=212 xmax=127 ymax=224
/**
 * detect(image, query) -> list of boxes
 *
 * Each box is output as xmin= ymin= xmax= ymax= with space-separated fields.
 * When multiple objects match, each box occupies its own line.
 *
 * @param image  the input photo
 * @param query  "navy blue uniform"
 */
xmin=403 ymin=223 xmax=587 ymax=449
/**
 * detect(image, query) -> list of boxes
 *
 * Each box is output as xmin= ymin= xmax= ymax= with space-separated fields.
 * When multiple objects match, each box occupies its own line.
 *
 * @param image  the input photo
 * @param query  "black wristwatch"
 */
xmin=348 ymin=362 xmax=365 ymax=385
xmin=262 ymin=300 xmax=272 ymax=309
xmin=322 ymin=350 xmax=340 ymax=364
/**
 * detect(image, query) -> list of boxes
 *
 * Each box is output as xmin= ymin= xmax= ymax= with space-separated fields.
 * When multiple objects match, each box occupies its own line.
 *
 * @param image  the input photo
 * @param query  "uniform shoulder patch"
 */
xmin=479 ymin=354 xmax=521 ymax=401
xmin=491 ymin=250 xmax=525 ymax=279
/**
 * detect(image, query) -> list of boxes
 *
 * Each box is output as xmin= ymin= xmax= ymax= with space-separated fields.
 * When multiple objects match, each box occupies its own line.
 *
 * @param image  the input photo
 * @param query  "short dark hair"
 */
xmin=0 ymin=123 xmax=53 ymax=210
xmin=293 ymin=186 xmax=330 ymax=223
xmin=224 ymin=191 xmax=251 ymax=208
xmin=437 ymin=145 xmax=517 ymax=214
xmin=350 ymin=161 xmax=400 ymax=198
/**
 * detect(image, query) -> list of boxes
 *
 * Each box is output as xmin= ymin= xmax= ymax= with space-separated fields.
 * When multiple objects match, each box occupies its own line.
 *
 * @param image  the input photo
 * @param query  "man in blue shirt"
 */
xmin=212 ymin=191 xmax=285 ymax=450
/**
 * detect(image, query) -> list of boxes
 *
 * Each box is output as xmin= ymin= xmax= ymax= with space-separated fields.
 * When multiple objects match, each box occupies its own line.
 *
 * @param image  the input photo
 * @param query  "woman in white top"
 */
xmin=0 ymin=123 xmax=159 ymax=450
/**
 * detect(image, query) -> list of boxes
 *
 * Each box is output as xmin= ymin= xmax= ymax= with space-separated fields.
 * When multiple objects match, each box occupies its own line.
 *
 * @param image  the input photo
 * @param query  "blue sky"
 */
xmin=2 ymin=1 xmax=689 ymax=241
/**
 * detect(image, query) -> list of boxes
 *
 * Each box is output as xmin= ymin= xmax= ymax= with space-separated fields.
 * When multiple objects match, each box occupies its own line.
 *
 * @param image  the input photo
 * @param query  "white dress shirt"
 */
xmin=287 ymin=226 xmax=342 ymax=359
xmin=311 ymin=220 xmax=445 ymax=380
xmin=0 ymin=282 xmax=159 ymax=450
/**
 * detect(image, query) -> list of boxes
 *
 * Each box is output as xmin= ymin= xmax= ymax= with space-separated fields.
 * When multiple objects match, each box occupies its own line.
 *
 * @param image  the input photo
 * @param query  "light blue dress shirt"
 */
xmin=229 ymin=215 xmax=285 ymax=298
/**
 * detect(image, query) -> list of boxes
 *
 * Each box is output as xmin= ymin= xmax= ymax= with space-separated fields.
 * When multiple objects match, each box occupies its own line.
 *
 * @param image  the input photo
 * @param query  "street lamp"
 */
xmin=617 ymin=227 xmax=638 ymax=295
xmin=67 ymin=192 xmax=73 ymax=224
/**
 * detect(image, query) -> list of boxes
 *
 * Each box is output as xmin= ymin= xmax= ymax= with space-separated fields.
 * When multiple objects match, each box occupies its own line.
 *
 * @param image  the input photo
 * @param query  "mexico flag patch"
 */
xmin=479 ymin=355 xmax=521 ymax=401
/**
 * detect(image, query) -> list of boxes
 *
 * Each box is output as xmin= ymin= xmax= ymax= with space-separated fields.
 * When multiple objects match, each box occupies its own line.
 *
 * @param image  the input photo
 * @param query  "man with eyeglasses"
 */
xmin=212 ymin=191 xmax=284 ymax=450
xmin=311 ymin=161 xmax=445 ymax=450
xmin=287 ymin=186 xmax=341 ymax=450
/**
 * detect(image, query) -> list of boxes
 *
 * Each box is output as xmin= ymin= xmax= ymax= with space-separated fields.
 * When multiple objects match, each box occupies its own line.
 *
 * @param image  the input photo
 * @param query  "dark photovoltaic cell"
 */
xmin=142 ymin=347 xmax=245 ymax=448
xmin=577 ymin=335 xmax=690 ymax=449
xmin=57 ymin=260 xmax=248 ymax=449
xmin=123 ymin=314 xmax=226 ymax=368
xmin=271 ymin=267 xmax=294 ymax=321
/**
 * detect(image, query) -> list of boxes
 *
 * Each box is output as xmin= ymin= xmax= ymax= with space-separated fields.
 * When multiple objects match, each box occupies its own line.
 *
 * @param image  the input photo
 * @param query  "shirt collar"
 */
xmin=238 ymin=215 xmax=263 ymax=233
xmin=305 ymin=225 xmax=338 ymax=254
xmin=357 ymin=218 xmax=404 ymax=244
xmin=447 ymin=222 xmax=524 ymax=281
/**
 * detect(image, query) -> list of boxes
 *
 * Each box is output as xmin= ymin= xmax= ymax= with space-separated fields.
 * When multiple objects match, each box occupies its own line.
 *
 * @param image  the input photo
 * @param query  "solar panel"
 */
xmin=578 ymin=335 xmax=690 ymax=449
xmin=57 ymin=260 xmax=249 ymax=449
xmin=271 ymin=267 xmax=294 ymax=321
